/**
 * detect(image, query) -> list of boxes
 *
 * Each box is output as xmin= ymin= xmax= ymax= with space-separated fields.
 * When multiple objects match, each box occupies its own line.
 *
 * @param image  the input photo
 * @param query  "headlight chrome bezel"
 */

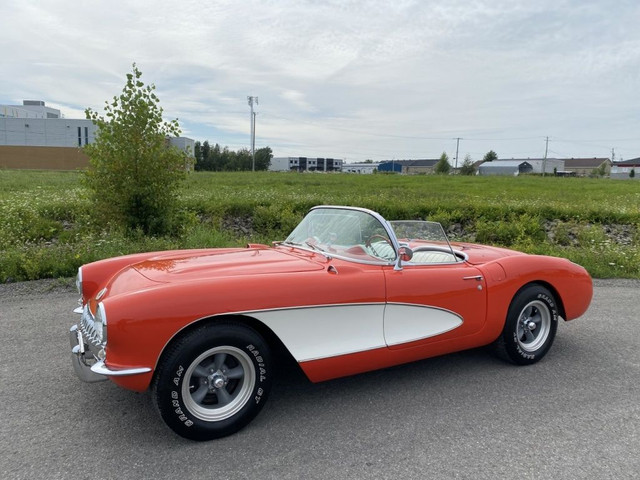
xmin=94 ymin=302 xmax=108 ymax=344
xmin=76 ymin=267 xmax=83 ymax=297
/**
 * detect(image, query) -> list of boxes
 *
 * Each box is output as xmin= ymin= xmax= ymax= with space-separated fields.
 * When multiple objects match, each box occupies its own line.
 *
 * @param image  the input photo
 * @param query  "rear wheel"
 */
xmin=153 ymin=322 xmax=272 ymax=440
xmin=493 ymin=285 xmax=559 ymax=365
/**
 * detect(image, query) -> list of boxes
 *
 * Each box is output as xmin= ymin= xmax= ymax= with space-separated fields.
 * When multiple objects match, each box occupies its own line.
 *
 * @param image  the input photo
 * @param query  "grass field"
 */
xmin=1 ymin=169 xmax=639 ymax=281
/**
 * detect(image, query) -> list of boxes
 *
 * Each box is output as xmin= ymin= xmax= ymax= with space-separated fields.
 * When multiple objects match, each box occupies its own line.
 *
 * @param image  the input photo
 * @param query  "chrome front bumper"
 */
xmin=70 ymin=306 xmax=152 ymax=383
xmin=69 ymin=323 xmax=107 ymax=382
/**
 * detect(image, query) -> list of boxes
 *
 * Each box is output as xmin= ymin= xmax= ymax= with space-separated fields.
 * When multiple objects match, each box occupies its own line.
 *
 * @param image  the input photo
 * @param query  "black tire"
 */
xmin=493 ymin=285 xmax=559 ymax=365
xmin=153 ymin=322 xmax=272 ymax=441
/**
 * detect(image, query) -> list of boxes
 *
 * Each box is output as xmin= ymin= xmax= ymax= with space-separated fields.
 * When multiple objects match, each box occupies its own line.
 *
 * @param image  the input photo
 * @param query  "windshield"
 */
xmin=390 ymin=220 xmax=460 ymax=263
xmin=284 ymin=207 xmax=397 ymax=263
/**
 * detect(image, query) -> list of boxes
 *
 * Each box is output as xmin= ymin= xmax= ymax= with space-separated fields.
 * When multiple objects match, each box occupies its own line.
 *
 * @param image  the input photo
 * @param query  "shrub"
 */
xmin=84 ymin=63 xmax=191 ymax=236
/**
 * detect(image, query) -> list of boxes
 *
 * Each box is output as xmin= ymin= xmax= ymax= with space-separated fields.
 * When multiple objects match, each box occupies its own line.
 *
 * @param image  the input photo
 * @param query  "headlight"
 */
xmin=76 ymin=267 xmax=83 ymax=296
xmin=94 ymin=302 xmax=108 ymax=344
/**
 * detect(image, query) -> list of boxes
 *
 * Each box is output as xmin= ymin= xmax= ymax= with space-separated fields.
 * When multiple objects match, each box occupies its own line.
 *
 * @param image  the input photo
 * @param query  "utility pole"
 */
xmin=542 ymin=136 xmax=549 ymax=176
xmin=247 ymin=96 xmax=258 ymax=171
xmin=454 ymin=137 xmax=462 ymax=169
xmin=252 ymin=111 xmax=257 ymax=168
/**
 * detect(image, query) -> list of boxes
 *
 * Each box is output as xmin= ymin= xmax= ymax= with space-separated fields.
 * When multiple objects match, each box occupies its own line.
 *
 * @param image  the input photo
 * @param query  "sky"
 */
xmin=2 ymin=0 xmax=640 ymax=164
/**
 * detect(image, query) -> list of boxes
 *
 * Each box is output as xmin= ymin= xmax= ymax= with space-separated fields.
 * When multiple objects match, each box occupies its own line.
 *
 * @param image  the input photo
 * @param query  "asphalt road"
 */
xmin=0 ymin=279 xmax=638 ymax=480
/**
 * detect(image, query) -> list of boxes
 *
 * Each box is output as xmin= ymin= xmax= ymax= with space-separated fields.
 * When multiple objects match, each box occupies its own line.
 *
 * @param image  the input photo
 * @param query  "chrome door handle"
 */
xmin=463 ymin=275 xmax=483 ymax=281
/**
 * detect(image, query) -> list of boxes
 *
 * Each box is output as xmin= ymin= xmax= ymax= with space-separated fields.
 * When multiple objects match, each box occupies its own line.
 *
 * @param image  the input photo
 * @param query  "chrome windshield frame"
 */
xmin=280 ymin=205 xmax=401 ymax=266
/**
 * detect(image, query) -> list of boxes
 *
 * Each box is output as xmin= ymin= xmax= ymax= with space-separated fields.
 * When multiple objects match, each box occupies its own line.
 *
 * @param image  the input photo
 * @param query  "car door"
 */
xmin=382 ymin=262 xmax=487 ymax=349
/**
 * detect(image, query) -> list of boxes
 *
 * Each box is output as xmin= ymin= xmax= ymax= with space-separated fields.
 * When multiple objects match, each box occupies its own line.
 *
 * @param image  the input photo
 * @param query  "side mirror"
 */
xmin=394 ymin=246 xmax=413 ymax=271
xmin=398 ymin=246 xmax=413 ymax=262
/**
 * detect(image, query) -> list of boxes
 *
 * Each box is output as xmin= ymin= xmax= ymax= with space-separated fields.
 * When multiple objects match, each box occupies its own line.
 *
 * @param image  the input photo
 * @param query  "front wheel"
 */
xmin=493 ymin=285 xmax=559 ymax=365
xmin=153 ymin=322 xmax=272 ymax=440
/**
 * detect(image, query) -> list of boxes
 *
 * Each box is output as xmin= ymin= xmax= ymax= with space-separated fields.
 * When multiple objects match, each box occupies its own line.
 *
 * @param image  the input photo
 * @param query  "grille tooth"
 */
xmin=79 ymin=306 xmax=104 ymax=347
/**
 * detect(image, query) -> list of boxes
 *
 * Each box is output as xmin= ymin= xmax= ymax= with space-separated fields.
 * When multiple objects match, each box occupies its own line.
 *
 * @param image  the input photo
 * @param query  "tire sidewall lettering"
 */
xmin=537 ymin=293 xmax=559 ymax=322
xmin=246 ymin=344 xmax=268 ymax=385
xmin=170 ymin=363 xmax=195 ymax=428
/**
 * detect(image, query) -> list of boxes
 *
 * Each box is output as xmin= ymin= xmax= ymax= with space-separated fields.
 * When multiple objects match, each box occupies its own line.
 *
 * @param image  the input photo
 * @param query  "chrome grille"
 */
xmin=79 ymin=305 xmax=104 ymax=347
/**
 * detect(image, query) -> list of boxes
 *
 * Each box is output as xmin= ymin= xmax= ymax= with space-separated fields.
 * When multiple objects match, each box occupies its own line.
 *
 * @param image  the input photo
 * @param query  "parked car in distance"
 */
xmin=69 ymin=206 xmax=592 ymax=440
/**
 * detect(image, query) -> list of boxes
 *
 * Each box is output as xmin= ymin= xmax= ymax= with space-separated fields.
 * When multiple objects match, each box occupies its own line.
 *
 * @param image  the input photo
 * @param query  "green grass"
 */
xmin=1 ymin=169 xmax=639 ymax=281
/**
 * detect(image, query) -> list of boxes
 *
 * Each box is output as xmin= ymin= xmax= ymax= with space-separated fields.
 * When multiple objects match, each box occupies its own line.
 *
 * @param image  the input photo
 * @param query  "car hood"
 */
xmin=131 ymin=247 xmax=326 ymax=283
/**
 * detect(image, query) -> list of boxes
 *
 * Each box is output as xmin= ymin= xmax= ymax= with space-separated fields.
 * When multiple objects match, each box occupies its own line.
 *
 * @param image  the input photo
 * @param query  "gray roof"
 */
xmin=495 ymin=158 xmax=562 ymax=164
xmin=564 ymin=158 xmax=610 ymax=168
xmin=614 ymin=157 xmax=640 ymax=166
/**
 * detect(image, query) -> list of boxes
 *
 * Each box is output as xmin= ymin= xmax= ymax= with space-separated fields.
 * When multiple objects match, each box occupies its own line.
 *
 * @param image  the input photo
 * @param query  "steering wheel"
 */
xmin=365 ymin=234 xmax=394 ymax=259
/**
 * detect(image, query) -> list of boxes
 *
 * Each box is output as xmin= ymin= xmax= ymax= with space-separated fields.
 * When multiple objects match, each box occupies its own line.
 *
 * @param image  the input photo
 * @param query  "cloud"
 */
xmin=2 ymin=0 xmax=639 ymax=161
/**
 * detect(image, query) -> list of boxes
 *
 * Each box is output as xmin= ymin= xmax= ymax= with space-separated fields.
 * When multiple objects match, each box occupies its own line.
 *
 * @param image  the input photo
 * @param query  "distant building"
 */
xmin=563 ymin=158 xmax=611 ymax=176
xmin=377 ymin=160 xmax=402 ymax=173
xmin=0 ymin=117 xmax=98 ymax=147
xmin=1 ymin=100 xmax=62 ymax=119
xmin=343 ymin=163 xmax=379 ymax=174
xmin=610 ymin=158 xmax=640 ymax=180
xmin=270 ymin=156 xmax=343 ymax=172
xmin=0 ymin=100 xmax=193 ymax=169
xmin=168 ymin=136 xmax=195 ymax=155
xmin=377 ymin=159 xmax=439 ymax=174
xmin=478 ymin=160 xmax=534 ymax=176
xmin=480 ymin=158 xmax=563 ymax=175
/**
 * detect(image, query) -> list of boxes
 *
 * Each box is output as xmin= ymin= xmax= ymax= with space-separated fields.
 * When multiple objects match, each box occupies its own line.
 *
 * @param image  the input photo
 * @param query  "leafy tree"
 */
xmin=192 ymin=142 xmax=272 ymax=171
xmin=597 ymin=163 xmax=608 ymax=177
xmin=84 ymin=63 xmax=191 ymax=235
xmin=483 ymin=150 xmax=498 ymax=162
xmin=459 ymin=154 xmax=476 ymax=175
xmin=434 ymin=152 xmax=451 ymax=175
xmin=194 ymin=141 xmax=203 ymax=167
xmin=196 ymin=140 xmax=213 ymax=171
xmin=254 ymin=146 xmax=273 ymax=171
xmin=631 ymin=169 xmax=635 ymax=178
xmin=230 ymin=149 xmax=252 ymax=171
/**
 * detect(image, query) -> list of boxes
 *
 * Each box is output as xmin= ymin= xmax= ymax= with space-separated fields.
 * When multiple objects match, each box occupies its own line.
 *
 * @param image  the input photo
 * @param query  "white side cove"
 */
xmin=251 ymin=304 xmax=386 ymax=362
xmin=383 ymin=303 xmax=463 ymax=346
xmin=250 ymin=303 xmax=464 ymax=362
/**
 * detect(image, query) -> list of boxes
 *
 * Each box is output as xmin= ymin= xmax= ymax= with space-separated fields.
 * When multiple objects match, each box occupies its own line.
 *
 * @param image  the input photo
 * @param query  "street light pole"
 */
xmin=247 ymin=96 xmax=258 ymax=171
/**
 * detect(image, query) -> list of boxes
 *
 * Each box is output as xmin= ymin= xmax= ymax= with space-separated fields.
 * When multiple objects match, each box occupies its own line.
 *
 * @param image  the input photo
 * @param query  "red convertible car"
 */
xmin=69 ymin=206 xmax=592 ymax=440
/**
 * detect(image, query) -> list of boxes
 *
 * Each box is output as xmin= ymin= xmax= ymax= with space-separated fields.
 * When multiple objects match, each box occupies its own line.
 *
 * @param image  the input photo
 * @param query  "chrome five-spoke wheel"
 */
xmin=183 ymin=346 xmax=255 ymax=422
xmin=515 ymin=300 xmax=551 ymax=353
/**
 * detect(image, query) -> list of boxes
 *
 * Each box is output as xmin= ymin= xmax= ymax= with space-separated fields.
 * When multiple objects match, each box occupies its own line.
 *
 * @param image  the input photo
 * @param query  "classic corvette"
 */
xmin=69 ymin=205 xmax=592 ymax=440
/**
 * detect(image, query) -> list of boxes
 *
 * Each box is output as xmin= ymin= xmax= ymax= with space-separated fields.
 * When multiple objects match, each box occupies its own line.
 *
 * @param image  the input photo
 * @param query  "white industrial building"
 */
xmin=1 ymin=101 xmax=98 ymax=147
xmin=0 ymin=117 xmax=98 ymax=147
xmin=0 ymin=100 xmax=193 ymax=152
xmin=270 ymin=156 xmax=343 ymax=172
xmin=478 ymin=161 xmax=534 ymax=176
xmin=1 ymin=100 xmax=63 ymax=119
xmin=343 ymin=163 xmax=379 ymax=174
